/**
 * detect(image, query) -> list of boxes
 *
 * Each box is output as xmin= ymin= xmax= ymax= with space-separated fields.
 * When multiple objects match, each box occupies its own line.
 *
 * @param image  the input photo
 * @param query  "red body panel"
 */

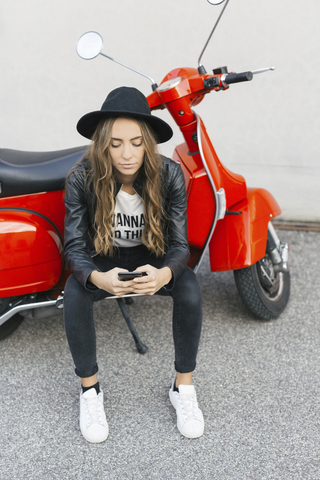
xmin=172 ymin=120 xmax=247 ymax=249
xmin=173 ymin=143 xmax=215 ymax=248
xmin=197 ymin=117 xmax=247 ymax=207
xmin=0 ymin=190 xmax=66 ymax=237
xmin=209 ymin=188 xmax=281 ymax=271
xmin=0 ymin=191 xmax=65 ymax=297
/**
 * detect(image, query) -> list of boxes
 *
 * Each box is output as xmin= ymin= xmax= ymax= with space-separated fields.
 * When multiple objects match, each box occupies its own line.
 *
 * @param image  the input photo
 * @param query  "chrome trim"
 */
xmin=157 ymin=77 xmax=182 ymax=92
xmin=193 ymin=112 xmax=222 ymax=273
xmin=104 ymin=293 xmax=145 ymax=300
xmin=216 ymin=188 xmax=226 ymax=220
xmin=252 ymin=66 xmax=275 ymax=75
xmin=0 ymin=292 xmax=148 ymax=327
xmin=0 ymin=299 xmax=57 ymax=326
xmin=274 ymin=243 xmax=289 ymax=273
xmin=100 ymin=52 xmax=156 ymax=85
xmin=221 ymin=73 xmax=228 ymax=88
xmin=268 ymin=222 xmax=281 ymax=249
xmin=268 ymin=222 xmax=282 ymax=264
xmin=268 ymin=222 xmax=289 ymax=272
xmin=281 ymin=243 xmax=289 ymax=266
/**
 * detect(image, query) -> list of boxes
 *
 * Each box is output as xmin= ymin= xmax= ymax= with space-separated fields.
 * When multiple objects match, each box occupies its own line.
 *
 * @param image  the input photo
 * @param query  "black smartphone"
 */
xmin=118 ymin=271 xmax=148 ymax=281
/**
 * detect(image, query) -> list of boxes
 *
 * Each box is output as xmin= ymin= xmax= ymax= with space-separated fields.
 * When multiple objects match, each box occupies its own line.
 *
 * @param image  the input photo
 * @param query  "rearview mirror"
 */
xmin=207 ymin=0 xmax=226 ymax=4
xmin=76 ymin=31 xmax=103 ymax=60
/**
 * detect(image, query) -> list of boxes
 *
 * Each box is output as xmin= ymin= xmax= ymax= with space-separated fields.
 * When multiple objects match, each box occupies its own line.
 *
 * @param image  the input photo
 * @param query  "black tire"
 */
xmin=234 ymin=253 xmax=290 ymax=320
xmin=0 ymin=314 xmax=24 ymax=340
xmin=0 ymin=297 xmax=25 ymax=340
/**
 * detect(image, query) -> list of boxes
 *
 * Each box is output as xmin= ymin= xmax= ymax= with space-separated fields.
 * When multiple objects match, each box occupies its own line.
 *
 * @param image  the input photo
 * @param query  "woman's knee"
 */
xmin=65 ymin=274 xmax=81 ymax=296
xmin=172 ymin=268 xmax=202 ymax=306
xmin=64 ymin=274 xmax=95 ymax=331
xmin=64 ymin=274 xmax=93 ymax=306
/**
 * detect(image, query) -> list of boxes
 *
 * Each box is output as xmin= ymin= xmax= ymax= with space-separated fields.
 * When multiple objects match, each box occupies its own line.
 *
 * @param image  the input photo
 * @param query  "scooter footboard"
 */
xmin=209 ymin=187 xmax=281 ymax=272
xmin=0 ymin=210 xmax=63 ymax=296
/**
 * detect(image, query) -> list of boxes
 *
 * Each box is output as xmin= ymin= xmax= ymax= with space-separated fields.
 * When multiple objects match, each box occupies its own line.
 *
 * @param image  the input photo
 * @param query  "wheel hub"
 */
xmin=258 ymin=255 xmax=275 ymax=289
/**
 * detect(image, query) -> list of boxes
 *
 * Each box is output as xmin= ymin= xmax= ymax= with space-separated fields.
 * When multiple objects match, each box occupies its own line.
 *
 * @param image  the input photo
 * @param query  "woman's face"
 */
xmin=109 ymin=117 xmax=145 ymax=185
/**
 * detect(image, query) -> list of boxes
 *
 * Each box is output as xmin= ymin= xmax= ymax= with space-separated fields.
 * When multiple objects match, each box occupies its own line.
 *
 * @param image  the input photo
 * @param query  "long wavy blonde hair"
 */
xmin=81 ymin=116 xmax=166 ymax=257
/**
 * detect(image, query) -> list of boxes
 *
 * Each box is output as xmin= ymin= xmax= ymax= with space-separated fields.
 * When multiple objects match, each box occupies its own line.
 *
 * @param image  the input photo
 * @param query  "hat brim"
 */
xmin=76 ymin=110 xmax=173 ymax=144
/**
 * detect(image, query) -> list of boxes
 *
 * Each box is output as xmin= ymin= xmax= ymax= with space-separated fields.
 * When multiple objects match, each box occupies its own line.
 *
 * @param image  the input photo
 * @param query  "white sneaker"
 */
xmin=79 ymin=387 xmax=109 ymax=443
xmin=169 ymin=380 xmax=204 ymax=439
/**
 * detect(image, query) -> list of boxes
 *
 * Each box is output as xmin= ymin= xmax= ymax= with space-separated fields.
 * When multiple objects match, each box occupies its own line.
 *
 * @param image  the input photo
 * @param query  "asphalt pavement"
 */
xmin=1 ymin=229 xmax=319 ymax=480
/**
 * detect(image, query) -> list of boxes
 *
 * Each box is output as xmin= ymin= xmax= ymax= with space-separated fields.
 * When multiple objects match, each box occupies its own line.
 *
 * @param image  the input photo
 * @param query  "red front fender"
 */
xmin=209 ymin=187 xmax=281 ymax=272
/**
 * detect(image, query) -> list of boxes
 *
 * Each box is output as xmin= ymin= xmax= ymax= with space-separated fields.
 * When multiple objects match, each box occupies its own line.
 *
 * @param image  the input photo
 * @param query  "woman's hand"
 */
xmin=88 ymin=268 xmax=137 ymax=296
xmin=131 ymin=264 xmax=173 ymax=295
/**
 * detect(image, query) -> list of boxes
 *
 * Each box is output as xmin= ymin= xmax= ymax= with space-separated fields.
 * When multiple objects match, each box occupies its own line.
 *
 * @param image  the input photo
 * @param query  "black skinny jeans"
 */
xmin=63 ymin=244 xmax=202 ymax=378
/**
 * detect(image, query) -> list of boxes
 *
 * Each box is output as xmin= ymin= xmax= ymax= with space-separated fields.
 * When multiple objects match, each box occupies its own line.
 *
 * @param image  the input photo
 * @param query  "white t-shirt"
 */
xmin=113 ymin=189 xmax=145 ymax=247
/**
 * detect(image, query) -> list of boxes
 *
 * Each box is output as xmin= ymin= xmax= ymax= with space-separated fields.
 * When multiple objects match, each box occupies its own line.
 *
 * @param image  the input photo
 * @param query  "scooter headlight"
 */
xmin=157 ymin=77 xmax=182 ymax=92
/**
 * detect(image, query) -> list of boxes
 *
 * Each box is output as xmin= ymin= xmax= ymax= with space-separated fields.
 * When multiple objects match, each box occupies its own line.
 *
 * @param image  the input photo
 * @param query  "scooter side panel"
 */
xmin=0 ymin=190 xmax=66 ymax=238
xmin=0 ymin=260 xmax=62 ymax=296
xmin=0 ymin=210 xmax=63 ymax=296
xmin=209 ymin=187 xmax=281 ymax=271
xmin=198 ymin=117 xmax=247 ymax=208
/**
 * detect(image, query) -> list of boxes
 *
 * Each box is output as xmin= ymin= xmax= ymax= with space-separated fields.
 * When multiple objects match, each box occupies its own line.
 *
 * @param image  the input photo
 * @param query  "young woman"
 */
xmin=63 ymin=86 xmax=204 ymax=443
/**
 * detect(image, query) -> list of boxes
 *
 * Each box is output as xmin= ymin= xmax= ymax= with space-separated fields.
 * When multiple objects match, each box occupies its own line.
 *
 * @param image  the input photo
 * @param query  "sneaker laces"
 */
xmin=178 ymin=391 xmax=200 ymax=422
xmin=83 ymin=394 xmax=104 ymax=426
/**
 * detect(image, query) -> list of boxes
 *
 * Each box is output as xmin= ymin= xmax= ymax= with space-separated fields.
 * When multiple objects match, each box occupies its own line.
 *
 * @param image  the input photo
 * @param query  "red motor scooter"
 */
xmin=0 ymin=0 xmax=290 ymax=343
xmin=0 ymin=146 xmax=87 ymax=339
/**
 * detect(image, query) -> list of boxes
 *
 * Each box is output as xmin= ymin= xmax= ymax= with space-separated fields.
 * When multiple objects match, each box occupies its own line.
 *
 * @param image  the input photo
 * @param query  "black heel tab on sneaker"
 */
xmin=82 ymin=382 xmax=100 ymax=395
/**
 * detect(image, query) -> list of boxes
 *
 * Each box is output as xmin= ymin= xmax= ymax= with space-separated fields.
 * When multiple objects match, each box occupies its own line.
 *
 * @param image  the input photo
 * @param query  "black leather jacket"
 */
xmin=64 ymin=155 xmax=190 ymax=291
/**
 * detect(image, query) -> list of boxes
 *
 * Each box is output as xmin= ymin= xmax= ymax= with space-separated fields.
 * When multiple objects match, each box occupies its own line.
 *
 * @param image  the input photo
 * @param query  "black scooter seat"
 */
xmin=0 ymin=146 xmax=87 ymax=197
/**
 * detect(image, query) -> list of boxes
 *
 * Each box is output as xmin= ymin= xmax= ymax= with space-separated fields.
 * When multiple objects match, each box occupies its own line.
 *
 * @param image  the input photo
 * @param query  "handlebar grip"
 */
xmin=224 ymin=71 xmax=253 ymax=85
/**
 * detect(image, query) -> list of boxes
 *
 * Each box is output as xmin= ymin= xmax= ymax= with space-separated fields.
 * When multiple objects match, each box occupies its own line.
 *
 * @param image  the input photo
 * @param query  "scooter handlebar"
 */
xmin=222 ymin=71 xmax=253 ymax=86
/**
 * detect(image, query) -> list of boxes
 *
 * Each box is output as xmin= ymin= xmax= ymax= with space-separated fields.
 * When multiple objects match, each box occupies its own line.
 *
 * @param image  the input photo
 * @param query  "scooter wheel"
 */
xmin=233 ymin=254 xmax=290 ymax=320
xmin=0 ymin=314 xmax=24 ymax=340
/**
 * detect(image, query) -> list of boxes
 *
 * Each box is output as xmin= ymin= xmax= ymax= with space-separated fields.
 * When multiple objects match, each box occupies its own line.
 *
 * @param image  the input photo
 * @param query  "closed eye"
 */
xmin=110 ymin=141 xmax=143 ymax=148
xmin=110 ymin=135 xmax=143 ymax=148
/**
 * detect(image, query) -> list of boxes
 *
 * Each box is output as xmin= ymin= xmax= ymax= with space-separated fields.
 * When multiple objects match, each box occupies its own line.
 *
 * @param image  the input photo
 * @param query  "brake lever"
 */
xmin=252 ymin=66 xmax=275 ymax=75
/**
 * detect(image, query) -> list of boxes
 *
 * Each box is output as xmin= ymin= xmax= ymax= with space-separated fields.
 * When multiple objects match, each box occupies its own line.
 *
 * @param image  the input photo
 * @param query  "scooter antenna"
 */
xmin=198 ymin=0 xmax=230 ymax=74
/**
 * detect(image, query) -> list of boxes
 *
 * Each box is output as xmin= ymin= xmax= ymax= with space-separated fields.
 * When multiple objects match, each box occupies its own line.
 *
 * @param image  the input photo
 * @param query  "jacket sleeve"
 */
xmin=162 ymin=160 xmax=190 ymax=287
xmin=64 ymin=169 xmax=100 ymax=291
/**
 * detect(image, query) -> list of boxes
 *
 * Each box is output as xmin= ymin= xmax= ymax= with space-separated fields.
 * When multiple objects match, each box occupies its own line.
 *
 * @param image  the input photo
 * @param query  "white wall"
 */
xmin=1 ymin=0 xmax=319 ymax=221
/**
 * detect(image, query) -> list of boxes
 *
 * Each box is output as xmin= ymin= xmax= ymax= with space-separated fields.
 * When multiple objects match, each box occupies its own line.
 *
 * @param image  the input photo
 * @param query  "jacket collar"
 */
xmin=114 ymin=170 xmax=143 ymax=197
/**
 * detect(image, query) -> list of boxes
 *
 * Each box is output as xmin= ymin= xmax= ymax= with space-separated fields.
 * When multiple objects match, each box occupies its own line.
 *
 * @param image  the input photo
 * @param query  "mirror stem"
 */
xmin=100 ymin=52 xmax=156 ymax=88
xmin=198 ymin=0 xmax=230 ymax=71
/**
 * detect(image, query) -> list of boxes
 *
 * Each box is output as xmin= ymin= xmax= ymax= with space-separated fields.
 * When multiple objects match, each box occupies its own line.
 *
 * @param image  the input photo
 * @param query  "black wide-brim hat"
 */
xmin=77 ymin=86 xmax=173 ymax=144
